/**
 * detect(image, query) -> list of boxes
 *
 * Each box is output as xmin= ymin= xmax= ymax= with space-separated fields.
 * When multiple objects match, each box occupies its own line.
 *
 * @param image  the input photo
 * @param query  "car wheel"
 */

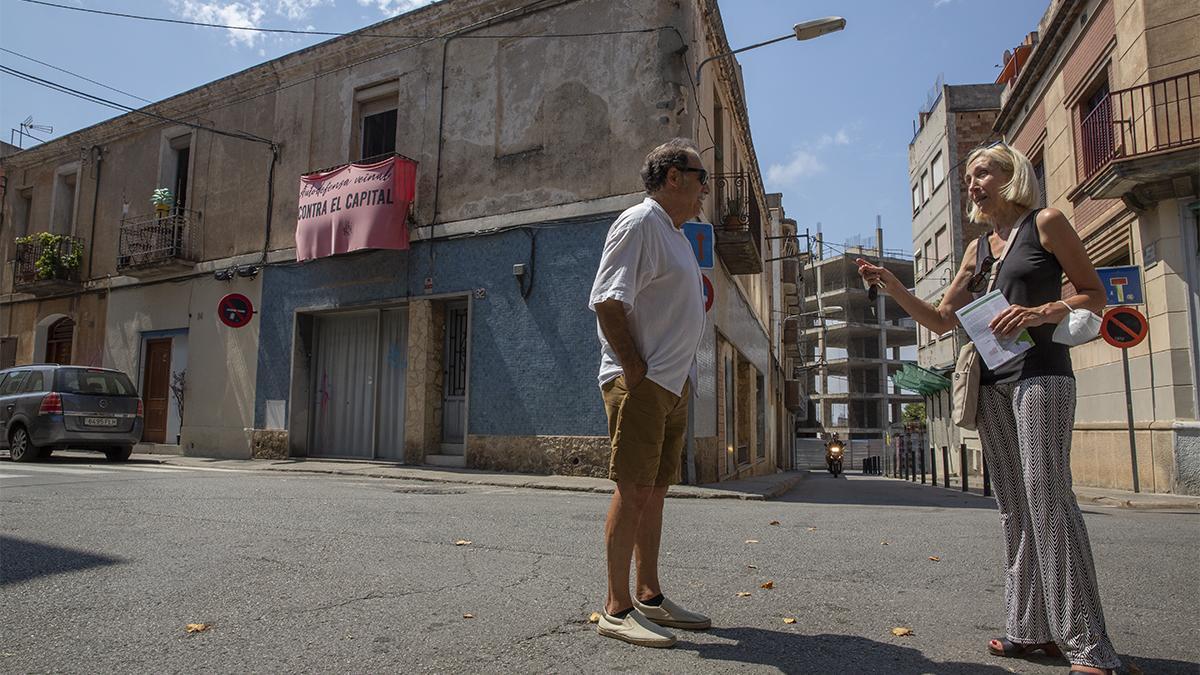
xmin=105 ymin=446 xmax=133 ymax=462
xmin=8 ymin=426 xmax=39 ymax=463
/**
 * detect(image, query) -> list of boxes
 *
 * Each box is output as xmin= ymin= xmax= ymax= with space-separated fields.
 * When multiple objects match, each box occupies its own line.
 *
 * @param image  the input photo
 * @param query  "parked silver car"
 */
xmin=0 ymin=365 xmax=144 ymax=462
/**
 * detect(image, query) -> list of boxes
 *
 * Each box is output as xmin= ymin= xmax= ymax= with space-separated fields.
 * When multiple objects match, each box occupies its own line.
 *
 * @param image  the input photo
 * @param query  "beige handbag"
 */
xmin=952 ymin=342 xmax=981 ymax=430
xmin=951 ymin=216 xmax=1027 ymax=430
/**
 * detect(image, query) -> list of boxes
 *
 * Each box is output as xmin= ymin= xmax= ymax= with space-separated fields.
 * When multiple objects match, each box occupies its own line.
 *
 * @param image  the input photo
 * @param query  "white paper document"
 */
xmin=955 ymin=289 xmax=1034 ymax=370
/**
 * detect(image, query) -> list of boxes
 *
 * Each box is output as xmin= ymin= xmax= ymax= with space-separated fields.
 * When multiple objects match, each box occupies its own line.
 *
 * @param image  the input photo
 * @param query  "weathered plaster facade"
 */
xmin=1 ymin=0 xmax=791 ymax=482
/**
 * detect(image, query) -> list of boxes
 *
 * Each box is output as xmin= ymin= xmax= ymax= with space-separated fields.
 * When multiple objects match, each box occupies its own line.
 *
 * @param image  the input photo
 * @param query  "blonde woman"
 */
xmin=856 ymin=143 xmax=1119 ymax=674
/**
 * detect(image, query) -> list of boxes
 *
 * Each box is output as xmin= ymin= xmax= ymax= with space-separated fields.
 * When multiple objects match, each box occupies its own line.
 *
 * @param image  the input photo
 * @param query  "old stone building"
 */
xmin=1 ymin=0 xmax=798 ymax=484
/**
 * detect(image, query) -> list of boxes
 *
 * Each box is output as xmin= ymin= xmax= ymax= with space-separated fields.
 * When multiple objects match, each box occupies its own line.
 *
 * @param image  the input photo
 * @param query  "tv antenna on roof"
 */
xmin=11 ymin=115 xmax=53 ymax=148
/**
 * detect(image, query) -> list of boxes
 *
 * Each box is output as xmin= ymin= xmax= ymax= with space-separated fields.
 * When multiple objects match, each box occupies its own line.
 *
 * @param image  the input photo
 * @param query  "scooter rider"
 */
xmin=825 ymin=433 xmax=845 ymax=476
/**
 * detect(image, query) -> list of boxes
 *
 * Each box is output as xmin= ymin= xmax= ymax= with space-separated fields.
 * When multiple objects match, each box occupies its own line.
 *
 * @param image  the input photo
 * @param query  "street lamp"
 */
xmin=695 ymin=17 xmax=847 ymax=85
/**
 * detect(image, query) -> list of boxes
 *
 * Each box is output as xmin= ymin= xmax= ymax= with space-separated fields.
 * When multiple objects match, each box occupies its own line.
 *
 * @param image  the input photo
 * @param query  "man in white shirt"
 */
xmin=588 ymin=138 xmax=710 ymax=648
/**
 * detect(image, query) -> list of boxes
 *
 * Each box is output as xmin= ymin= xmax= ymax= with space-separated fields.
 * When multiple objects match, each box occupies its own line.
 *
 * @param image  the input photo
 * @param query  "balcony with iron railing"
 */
xmin=711 ymin=172 xmax=763 ymax=275
xmin=13 ymin=233 xmax=84 ymax=295
xmin=1079 ymin=70 xmax=1200 ymax=200
xmin=117 ymin=209 xmax=202 ymax=277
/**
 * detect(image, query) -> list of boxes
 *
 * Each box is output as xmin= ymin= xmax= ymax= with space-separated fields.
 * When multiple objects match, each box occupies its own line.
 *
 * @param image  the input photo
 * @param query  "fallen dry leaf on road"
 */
xmin=881 ymin=541 xmax=889 ymax=546
xmin=745 ymin=539 xmax=759 ymax=544
xmin=462 ymin=613 xmax=475 ymax=619
xmin=746 ymin=564 xmax=758 ymax=569
xmin=455 ymin=540 xmax=472 ymax=546
xmin=769 ymin=520 xmax=780 ymax=526
xmin=588 ymin=612 xmax=601 ymax=623
xmin=928 ymin=556 xmax=941 ymax=562
xmin=185 ymin=623 xmax=210 ymax=633
xmin=760 ymin=581 xmax=774 ymax=589
xmin=806 ymin=527 xmax=817 ymax=532
xmin=736 ymin=592 xmax=752 ymax=597
xmin=783 ymin=618 xmax=797 ymax=624
xmin=891 ymin=627 xmax=913 ymax=637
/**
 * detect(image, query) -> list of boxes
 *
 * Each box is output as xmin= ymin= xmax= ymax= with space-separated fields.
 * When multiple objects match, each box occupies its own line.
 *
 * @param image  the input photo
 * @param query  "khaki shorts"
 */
xmin=601 ymin=375 xmax=689 ymax=486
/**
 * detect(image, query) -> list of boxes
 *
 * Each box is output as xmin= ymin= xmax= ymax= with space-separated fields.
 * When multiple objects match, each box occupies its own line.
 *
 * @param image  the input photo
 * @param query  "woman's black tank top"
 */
xmin=975 ymin=210 xmax=1073 ymax=385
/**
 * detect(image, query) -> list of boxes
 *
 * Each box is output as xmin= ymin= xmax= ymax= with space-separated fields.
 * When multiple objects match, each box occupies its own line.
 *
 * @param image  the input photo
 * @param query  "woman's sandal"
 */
xmin=988 ymin=638 xmax=1063 ymax=658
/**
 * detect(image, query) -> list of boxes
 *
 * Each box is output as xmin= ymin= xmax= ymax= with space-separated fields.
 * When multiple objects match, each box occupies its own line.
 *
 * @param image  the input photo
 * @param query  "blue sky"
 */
xmin=0 ymin=0 xmax=1049 ymax=250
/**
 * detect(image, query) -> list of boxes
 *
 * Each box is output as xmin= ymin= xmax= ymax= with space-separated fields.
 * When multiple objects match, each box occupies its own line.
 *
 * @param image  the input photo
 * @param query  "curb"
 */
xmin=1075 ymin=493 xmax=1200 ymax=512
xmin=878 ymin=475 xmax=1199 ymax=512
xmin=152 ymin=456 xmax=809 ymax=501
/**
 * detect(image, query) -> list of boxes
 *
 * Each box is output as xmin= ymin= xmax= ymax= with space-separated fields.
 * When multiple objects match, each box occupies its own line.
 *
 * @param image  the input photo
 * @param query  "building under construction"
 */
xmin=784 ymin=229 xmax=920 ymax=469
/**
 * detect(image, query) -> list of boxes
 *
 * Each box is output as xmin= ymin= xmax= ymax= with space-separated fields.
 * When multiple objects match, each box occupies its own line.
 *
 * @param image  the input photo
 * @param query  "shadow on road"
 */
xmin=778 ymin=472 xmax=998 ymax=510
xmin=1 ymin=454 xmax=162 ymax=467
xmin=1116 ymin=655 xmax=1200 ymax=675
xmin=677 ymin=627 xmax=1200 ymax=675
xmin=0 ymin=536 xmax=123 ymax=586
xmin=678 ymin=628 xmax=1013 ymax=674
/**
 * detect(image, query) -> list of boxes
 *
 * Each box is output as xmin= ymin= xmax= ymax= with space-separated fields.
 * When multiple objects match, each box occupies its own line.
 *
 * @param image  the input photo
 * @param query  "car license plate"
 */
xmin=84 ymin=417 xmax=118 ymax=427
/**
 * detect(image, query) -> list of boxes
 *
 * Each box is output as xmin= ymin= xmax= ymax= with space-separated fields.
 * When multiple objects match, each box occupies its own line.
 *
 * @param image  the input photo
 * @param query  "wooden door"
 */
xmin=45 ymin=318 xmax=74 ymax=365
xmin=142 ymin=339 xmax=172 ymax=443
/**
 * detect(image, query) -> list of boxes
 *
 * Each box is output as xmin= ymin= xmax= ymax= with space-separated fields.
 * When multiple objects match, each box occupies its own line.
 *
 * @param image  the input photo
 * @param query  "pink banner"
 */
xmin=295 ymin=156 xmax=417 ymax=261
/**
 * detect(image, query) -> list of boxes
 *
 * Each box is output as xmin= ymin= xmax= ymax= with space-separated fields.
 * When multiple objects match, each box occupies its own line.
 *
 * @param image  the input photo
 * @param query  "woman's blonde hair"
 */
xmin=964 ymin=142 xmax=1040 ymax=224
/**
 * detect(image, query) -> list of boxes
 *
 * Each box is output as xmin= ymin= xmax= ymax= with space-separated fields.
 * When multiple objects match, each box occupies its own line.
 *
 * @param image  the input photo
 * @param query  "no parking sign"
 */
xmin=218 ymin=293 xmax=255 ymax=328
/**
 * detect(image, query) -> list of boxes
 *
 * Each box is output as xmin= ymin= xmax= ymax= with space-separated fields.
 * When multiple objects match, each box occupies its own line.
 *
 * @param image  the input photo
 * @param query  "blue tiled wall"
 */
xmin=255 ymin=215 xmax=615 ymax=438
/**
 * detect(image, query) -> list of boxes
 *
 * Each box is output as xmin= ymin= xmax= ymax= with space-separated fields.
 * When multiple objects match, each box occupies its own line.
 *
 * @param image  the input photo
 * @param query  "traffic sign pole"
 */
xmin=1121 ymin=348 xmax=1140 ymax=493
xmin=1101 ymin=306 xmax=1148 ymax=493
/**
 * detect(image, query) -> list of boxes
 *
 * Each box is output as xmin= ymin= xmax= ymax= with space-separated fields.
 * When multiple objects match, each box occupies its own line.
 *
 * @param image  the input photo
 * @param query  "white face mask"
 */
xmin=1051 ymin=300 xmax=1101 ymax=346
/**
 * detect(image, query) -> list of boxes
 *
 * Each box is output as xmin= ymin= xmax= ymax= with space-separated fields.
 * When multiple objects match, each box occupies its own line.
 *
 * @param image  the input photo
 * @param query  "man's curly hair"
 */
xmin=640 ymin=138 xmax=700 ymax=193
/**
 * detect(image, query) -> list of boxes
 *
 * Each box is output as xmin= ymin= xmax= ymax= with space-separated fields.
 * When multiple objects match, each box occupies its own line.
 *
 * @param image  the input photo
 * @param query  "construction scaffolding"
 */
xmin=784 ymin=225 xmax=921 ymax=469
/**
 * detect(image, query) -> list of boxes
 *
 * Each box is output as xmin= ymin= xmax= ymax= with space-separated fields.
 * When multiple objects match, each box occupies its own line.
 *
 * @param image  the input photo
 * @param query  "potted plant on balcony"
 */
xmin=723 ymin=197 xmax=745 ymax=231
xmin=151 ymin=188 xmax=174 ymax=217
xmin=13 ymin=232 xmax=82 ymax=281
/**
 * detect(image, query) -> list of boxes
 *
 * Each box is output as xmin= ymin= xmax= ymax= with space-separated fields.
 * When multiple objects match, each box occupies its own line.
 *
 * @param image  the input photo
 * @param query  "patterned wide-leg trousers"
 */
xmin=976 ymin=376 xmax=1121 ymax=670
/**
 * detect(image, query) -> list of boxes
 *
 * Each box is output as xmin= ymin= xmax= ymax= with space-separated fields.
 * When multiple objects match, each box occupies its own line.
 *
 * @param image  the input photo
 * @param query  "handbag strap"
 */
xmin=985 ymin=208 xmax=1034 ymax=293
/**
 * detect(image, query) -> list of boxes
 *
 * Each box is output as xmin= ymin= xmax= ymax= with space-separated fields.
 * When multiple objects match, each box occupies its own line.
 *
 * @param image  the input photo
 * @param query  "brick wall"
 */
xmin=1063 ymin=0 xmax=1116 ymax=98
xmin=952 ymin=110 xmax=1002 ymax=229
xmin=1010 ymin=101 xmax=1047 ymax=155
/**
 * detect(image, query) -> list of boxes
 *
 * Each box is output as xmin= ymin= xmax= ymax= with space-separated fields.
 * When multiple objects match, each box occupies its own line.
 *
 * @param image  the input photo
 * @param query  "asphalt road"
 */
xmin=1 ymin=458 xmax=1197 ymax=674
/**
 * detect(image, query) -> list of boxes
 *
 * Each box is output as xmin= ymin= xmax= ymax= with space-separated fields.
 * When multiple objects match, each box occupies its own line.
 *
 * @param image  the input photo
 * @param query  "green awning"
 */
xmin=893 ymin=362 xmax=952 ymax=395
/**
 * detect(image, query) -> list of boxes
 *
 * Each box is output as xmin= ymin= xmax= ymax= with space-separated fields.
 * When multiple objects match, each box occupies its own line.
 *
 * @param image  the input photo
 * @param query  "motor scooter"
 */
xmin=826 ymin=440 xmax=844 ymax=477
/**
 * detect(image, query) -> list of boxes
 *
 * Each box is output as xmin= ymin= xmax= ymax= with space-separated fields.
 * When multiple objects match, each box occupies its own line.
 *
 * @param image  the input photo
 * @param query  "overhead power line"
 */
xmin=17 ymin=0 xmax=667 ymax=131
xmin=18 ymin=0 xmax=657 ymax=41
xmin=0 ymin=47 xmax=154 ymax=104
xmin=0 ymin=64 xmax=274 ymax=147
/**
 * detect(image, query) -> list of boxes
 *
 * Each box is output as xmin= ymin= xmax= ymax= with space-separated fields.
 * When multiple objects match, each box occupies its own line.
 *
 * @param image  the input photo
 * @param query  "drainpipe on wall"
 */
xmin=86 ymin=145 xmax=102 ymax=280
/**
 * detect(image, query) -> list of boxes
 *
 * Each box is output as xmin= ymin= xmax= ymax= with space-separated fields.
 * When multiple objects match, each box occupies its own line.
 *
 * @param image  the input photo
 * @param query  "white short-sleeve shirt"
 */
xmin=588 ymin=198 xmax=706 ymax=396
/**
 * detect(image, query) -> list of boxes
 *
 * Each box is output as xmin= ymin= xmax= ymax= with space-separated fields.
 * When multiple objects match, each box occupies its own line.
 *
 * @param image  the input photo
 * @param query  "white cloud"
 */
xmin=767 ymin=149 xmax=825 ymax=185
xmin=817 ymin=129 xmax=852 ymax=148
xmin=174 ymin=1 xmax=267 ymax=47
xmin=275 ymin=0 xmax=330 ymax=21
xmin=766 ymin=128 xmax=855 ymax=187
xmin=933 ymin=0 xmax=954 ymax=7
xmin=357 ymin=0 xmax=436 ymax=16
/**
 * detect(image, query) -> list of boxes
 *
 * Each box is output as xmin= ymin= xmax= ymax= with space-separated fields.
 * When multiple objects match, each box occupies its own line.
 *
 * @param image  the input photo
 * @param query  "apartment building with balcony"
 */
xmin=908 ymin=83 xmax=1003 ymax=473
xmin=0 ymin=0 xmax=789 ymax=484
xmin=993 ymin=0 xmax=1200 ymax=493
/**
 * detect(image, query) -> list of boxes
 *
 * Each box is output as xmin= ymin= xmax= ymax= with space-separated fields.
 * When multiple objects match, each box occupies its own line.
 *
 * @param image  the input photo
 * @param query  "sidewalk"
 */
xmin=86 ymin=453 xmax=1200 ymax=510
xmin=142 ymin=454 xmax=809 ymax=501
xmin=879 ymin=470 xmax=1200 ymax=512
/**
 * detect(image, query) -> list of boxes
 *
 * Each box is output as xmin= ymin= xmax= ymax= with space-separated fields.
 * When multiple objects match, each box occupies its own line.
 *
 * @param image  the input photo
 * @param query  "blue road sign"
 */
xmin=1096 ymin=265 xmax=1144 ymax=305
xmin=683 ymin=221 xmax=714 ymax=270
